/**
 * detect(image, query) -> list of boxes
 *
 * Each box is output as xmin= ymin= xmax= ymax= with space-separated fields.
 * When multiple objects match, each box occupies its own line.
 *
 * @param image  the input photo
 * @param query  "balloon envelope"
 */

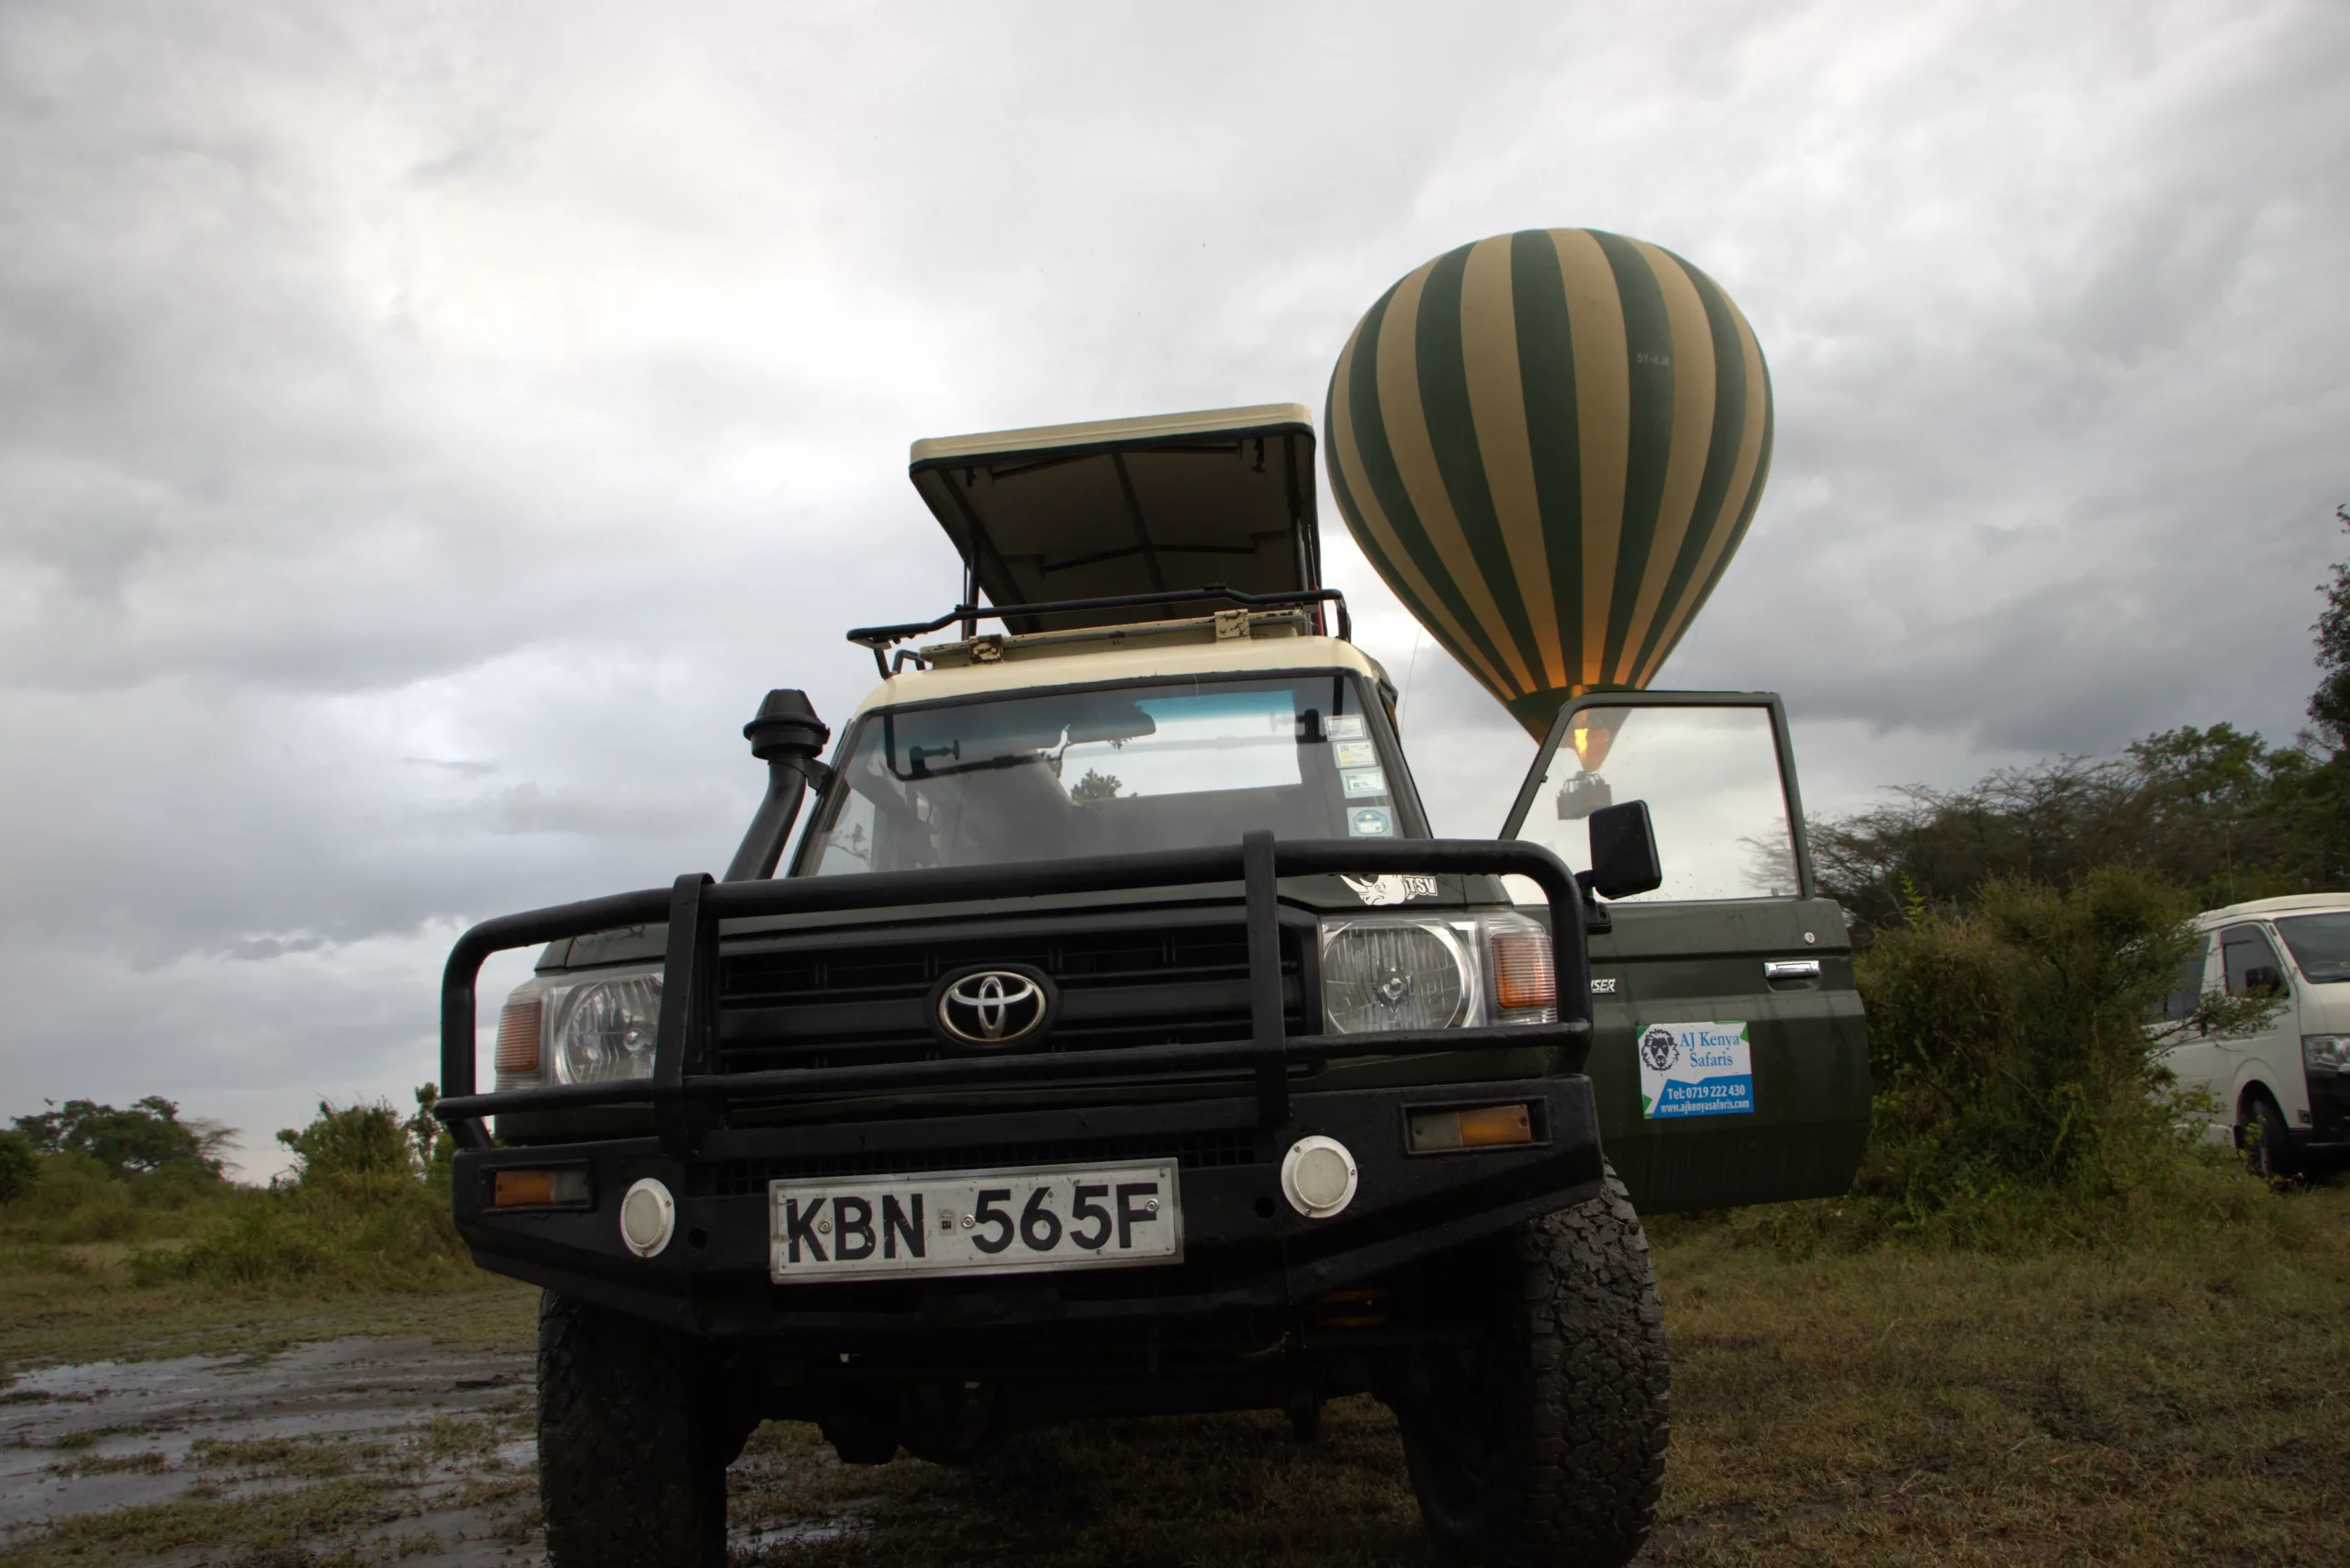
xmin=1324 ymin=229 xmax=1774 ymax=739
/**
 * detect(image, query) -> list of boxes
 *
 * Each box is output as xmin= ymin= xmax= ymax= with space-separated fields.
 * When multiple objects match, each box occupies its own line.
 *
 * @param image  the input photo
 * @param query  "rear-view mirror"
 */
xmin=1587 ymin=800 xmax=1663 ymax=901
xmin=1062 ymin=704 xmax=1157 ymax=745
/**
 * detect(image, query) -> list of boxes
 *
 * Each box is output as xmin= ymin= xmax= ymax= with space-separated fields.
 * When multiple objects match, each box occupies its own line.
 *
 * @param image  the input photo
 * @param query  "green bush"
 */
xmin=3 ymin=1151 xmax=151 ymax=1243
xmin=275 ymin=1099 xmax=418 ymax=1183
xmin=0 ymin=1129 xmax=34 ymax=1204
xmin=1848 ymin=866 xmax=2275 ymax=1244
xmin=0 ymin=1088 xmax=476 ymax=1294
xmin=135 ymin=1172 xmax=470 ymax=1294
xmin=125 ymin=1089 xmax=472 ymax=1294
xmin=274 ymin=1087 xmax=452 ymax=1191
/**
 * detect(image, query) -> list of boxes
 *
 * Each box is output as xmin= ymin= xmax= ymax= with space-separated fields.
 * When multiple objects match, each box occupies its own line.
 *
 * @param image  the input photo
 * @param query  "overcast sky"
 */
xmin=4 ymin=0 xmax=2344 ymax=1178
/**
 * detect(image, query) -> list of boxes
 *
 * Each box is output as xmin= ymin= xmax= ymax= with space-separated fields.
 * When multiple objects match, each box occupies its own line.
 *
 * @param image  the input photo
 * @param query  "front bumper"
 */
xmin=2307 ymin=1070 xmax=2350 ymax=1148
xmin=453 ymin=1073 xmax=1601 ymax=1338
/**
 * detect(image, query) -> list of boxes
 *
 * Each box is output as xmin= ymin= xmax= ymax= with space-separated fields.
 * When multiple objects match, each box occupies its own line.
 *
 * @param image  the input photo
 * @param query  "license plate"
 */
xmin=767 ymin=1161 xmax=1182 ymax=1282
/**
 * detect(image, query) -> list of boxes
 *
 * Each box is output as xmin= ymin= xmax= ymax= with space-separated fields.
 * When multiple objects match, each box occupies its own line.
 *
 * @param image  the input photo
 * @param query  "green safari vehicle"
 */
xmin=431 ymin=406 xmax=1870 ymax=1568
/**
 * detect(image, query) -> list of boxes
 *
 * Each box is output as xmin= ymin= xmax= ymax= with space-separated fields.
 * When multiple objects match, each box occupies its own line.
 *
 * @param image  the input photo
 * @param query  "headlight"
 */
xmin=2305 ymin=1035 xmax=2350 ymax=1074
xmin=1317 ymin=910 xmax=1557 ymax=1035
xmin=550 ymin=971 xmax=664 ymax=1083
xmin=1320 ymin=916 xmax=1472 ymax=1033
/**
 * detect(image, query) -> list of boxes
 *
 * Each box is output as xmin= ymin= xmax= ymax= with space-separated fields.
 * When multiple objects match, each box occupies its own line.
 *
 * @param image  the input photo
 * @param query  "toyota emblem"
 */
xmin=931 ymin=965 xmax=1056 ymax=1047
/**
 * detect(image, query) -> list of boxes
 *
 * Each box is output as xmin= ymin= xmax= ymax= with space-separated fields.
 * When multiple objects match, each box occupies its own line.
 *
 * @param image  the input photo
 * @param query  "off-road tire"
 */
xmin=1393 ymin=1167 xmax=1670 ymax=1568
xmin=538 ymin=1292 xmax=729 ymax=1568
xmin=2244 ymin=1092 xmax=2301 ymax=1182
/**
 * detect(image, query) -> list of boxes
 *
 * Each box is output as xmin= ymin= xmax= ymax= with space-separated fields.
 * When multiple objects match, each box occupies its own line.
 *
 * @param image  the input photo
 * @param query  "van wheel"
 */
xmin=2244 ymin=1093 xmax=2301 ymax=1182
xmin=1389 ymin=1167 xmax=1670 ymax=1568
xmin=538 ymin=1293 xmax=732 ymax=1568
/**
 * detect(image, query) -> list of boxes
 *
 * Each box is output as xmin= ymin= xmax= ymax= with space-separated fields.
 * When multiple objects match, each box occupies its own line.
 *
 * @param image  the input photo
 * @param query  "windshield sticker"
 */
xmin=1332 ymin=739 xmax=1378 ymax=769
xmin=1636 ymin=1022 xmax=1753 ymax=1118
xmin=1340 ymin=873 xmax=1439 ymax=906
xmin=1326 ymin=713 xmax=1365 ymax=740
xmin=1348 ymin=806 xmax=1393 ymax=837
xmin=1340 ymin=767 xmax=1388 ymax=798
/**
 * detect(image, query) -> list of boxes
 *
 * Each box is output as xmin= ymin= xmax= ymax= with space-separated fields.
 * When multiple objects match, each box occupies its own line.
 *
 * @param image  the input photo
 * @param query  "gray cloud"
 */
xmin=2 ymin=0 xmax=2344 ymax=1174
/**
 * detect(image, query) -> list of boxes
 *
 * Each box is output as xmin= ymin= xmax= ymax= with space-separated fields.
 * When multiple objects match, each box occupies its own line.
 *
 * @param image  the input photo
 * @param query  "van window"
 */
xmin=2221 ymin=925 xmax=2288 ymax=997
xmin=2272 ymin=913 xmax=2350 ymax=983
xmin=2148 ymin=940 xmax=2210 ymax=1022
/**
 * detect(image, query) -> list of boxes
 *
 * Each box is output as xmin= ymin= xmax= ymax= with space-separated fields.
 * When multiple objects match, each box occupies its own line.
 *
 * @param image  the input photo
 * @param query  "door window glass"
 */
xmin=809 ymin=776 xmax=878 ymax=875
xmin=2271 ymin=913 xmax=2350 ymax=983
xmin=1510 ymin=705 xmax=1796 ymax=902
xmin=2148 ymin=940 xmax=2210 ymax=1022
xmin=2221 ymin=925 xmax=2288 ymax=997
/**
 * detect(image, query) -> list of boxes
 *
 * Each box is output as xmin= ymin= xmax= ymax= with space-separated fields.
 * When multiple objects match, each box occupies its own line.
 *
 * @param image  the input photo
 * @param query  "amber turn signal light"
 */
xmin=496 ymin=998 xmax=543 ymax=1075
xmin=492 ymin=1168 xmax=590 ymax=1209
xmin=1407 ymin=1103 xmax=1536 ymax=1153
xmin=1489 ymin=932 xmax=1556 ymax=1011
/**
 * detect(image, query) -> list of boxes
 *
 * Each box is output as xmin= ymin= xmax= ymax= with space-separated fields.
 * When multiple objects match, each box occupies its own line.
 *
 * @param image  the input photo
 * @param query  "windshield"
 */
xmin=2273 ymin=913 xmax=2350 ymax=983
xmin=794 ymin=674 xmax=1407 ymax=875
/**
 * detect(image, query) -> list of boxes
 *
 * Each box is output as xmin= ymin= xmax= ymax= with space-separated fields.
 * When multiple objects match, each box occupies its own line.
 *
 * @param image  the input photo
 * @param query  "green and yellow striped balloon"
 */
xmin=1325 ymin=229 xmax=1774 ymax=739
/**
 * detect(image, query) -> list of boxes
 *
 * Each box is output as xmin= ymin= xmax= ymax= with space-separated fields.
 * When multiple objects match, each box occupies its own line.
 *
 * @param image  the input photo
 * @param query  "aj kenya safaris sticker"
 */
xmin=1636 ymin=1021 xmax=1754 ymax=1118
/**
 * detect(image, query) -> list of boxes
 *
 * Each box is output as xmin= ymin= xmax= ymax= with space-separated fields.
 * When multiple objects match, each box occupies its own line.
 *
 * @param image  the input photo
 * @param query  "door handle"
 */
xmin=1764 ymin=959 xmax=1821 ymax=980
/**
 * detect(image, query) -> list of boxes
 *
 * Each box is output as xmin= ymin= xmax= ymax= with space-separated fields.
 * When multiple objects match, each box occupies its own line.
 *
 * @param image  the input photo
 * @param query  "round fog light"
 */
xmin=619 ymin=1178 xmax=676 ymax=1258
xmin=1281 ymin=1136 xmax=1360 ymax=1219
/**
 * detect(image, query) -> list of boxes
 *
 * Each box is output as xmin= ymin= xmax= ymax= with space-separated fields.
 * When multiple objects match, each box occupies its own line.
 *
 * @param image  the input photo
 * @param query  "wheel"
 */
xmin=1388 ymin=1167 xmax=1670 ymax=1568
xmin=538 ymin=1292 xmax=732 ymax=1568
xmin=2244 ymin=1093 xmax=2301 ymax=1182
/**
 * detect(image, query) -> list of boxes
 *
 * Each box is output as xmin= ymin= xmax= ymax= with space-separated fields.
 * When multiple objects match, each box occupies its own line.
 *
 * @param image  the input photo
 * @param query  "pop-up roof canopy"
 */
xmin=909 ymin=404 xmax=1320 ymax=632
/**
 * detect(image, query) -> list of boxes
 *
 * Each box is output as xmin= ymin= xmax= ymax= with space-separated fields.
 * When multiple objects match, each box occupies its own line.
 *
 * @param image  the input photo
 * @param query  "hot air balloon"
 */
xmin=1324 ymin=229 xmax=1774 ymax=740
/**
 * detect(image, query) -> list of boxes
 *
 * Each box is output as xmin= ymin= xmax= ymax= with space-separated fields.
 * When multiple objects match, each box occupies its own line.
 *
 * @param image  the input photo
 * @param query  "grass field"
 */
xmin=4 ymin=1168 xmax=2344 ymax=1566
xmin=1637 ymin=1185 xmax=2350 ymax=1566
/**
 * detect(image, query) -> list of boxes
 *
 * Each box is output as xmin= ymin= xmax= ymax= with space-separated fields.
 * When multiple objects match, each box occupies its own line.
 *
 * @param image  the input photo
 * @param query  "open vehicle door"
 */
xmin=1501 ymin=691 xmax=1872 ymax=1214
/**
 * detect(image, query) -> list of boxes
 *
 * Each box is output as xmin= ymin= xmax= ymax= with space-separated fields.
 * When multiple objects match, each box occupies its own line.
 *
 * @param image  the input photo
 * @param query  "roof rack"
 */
xmin=845 ymin=584 xmax=1351 ymax=678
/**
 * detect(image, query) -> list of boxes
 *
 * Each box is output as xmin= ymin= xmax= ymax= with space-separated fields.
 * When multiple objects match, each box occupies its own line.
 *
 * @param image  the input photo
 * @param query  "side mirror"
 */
xmin=2244 ymin=965 xmax=2287 ymax=996
xmin=1586 ymin=800 xmax=1662 ymax=901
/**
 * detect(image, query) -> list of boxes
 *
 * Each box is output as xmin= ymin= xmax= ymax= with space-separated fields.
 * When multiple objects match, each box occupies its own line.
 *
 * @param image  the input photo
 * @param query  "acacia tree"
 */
xmin=10 ymin=1097 xmax=232 ymax=1179
xmin=2310 ymin=504 xmax=2350 ymax=746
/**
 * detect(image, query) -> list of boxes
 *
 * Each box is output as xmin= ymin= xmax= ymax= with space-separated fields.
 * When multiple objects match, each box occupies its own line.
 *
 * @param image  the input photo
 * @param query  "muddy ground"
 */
xmin=6 ymin=1176 xmax=2347 ymax=1567
xmin=0 ymin=1331 xmax=1438 ymax=1567
xmin=2 ymin=1336 xmax=543 ymax=1564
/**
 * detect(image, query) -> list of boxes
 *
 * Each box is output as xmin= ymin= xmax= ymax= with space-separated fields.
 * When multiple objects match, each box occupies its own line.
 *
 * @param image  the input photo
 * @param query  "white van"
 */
xmin=2152 ymin=892 xmax=2350 ymax=1177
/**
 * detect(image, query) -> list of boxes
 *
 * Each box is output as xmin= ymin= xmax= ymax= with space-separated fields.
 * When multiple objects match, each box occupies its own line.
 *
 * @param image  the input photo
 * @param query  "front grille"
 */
xmin=713 ymin=910 xmax=1309 ymax=1076
xmin=696 ymin=1126 xmax=1264 ymax=1197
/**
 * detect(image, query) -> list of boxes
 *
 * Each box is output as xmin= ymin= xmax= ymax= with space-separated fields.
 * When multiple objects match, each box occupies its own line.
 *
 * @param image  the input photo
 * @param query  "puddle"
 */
xmin=0 ymin=1338 xmax=539 ymax=1561
xmin=733 ymin=1494 xmax=883 ymax=1551
xmin=0 ymin=1337 xmax=886 ymax=1564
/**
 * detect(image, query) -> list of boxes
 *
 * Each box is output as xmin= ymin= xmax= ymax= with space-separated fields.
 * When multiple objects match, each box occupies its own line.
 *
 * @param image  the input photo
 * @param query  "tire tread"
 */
xmin=538 ymin=1292 xmax=727 ymax=1568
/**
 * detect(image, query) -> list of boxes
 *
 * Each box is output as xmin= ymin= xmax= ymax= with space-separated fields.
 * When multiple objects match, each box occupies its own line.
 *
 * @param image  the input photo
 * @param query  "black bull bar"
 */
xmin=431 ymin=834 xmax=1593 ymax=1155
